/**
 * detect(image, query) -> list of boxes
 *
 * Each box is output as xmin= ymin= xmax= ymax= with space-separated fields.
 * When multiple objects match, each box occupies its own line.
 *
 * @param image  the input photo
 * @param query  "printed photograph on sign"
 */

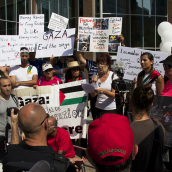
xmin=93 ymin=19 xmax=109 ymax=30
xmin=79 ymin=43 xmax=90 ymax=51
xmin=109 ymin=35 xmax=120 ymax=43
xmin=108 ymin=43 xmax=120 ymax=52
xmin=79 ymin=34 xmax=90 ymax=43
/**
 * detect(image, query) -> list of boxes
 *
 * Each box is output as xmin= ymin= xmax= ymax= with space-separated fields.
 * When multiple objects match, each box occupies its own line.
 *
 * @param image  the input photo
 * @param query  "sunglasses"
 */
xmin=40 ymin=113 xmax=49 ymax=125
xmin=163 ymin=64 xmax=172 ymax=69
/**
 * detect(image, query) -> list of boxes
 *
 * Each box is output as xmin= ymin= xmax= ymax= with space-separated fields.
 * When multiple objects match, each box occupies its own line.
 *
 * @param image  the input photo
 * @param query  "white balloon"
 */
xmin=160 ymin=42 xmax=163 ymax=51
xmin=157 ymin=22 xmax=172 ymax=36
xmin=161 ymin=41 xmax=172 ymax=55
xmin=161 ymin=30 xmax=172 ymax=43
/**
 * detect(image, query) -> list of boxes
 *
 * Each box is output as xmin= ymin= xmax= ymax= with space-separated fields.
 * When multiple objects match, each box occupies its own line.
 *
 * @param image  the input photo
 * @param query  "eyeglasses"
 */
xmin=71 ymin=67 xmax=80 ymax=71
xmin=163 ymin=64 xmax=172 ymax=69
xmin=48 ymin=126 xmax=55 ymax=129
xmin=96 ymin=63 xmax=106 ymax=67
xmin=40 ymin=113 xmax=49 ymax=125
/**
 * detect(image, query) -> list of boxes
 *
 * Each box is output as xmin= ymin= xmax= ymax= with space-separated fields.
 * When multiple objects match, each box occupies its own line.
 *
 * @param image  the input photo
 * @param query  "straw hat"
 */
xmin=63 ymin=61 xmax=84 ymax=73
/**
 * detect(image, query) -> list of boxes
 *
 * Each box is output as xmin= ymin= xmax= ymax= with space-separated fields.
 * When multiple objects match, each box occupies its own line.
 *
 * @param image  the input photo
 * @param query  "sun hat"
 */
xmin=63 ymin=61 xmax=84 ymax=73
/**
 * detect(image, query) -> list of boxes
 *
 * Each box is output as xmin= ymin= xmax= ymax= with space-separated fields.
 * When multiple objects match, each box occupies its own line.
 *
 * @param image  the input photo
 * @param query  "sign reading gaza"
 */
xmin=36 ymin=28 xmax=75 ymax=58
xmin=78 ymin=17 xmax=122 ymax=53
xmin=117 ymin=46 xmax=168 ymax=81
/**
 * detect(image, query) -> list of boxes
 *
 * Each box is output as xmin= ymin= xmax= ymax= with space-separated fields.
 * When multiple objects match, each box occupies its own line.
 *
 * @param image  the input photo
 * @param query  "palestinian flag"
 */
xmin=142 ymin=70 xmax=161 ymax=85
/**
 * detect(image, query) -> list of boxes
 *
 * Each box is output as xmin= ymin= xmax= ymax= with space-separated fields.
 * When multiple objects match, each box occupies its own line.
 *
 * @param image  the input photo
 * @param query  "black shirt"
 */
xmin=2 ymin=140 xmax=75 ymax=172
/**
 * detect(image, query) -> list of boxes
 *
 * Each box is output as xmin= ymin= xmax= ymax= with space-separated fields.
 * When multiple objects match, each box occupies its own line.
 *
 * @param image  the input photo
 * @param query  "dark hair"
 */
xmin=93 ymin=154 xmax=132 ymax=172
xmin=65 ymin=68 xmax=83 ymax=82
xmin=67 ymin=56 xmax=77 ymax=61
xmin=137 ymin=52 xmax=154 ymax=87
xmin=20 ymin=47 xmax=29 ymax=51
xmin=96 ymin=53 xmax=112 ymax=69
xmin=132 ymin=83 xmax=154 ymax=115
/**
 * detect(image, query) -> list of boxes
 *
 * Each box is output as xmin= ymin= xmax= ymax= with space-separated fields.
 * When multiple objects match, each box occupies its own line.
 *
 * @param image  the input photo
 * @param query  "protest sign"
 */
xmin=117 ymin=46 xmax=168 ymax=80
xmin=19 ymin=14 xmax=44 ymax=52
xmin=78 ymin=17 xmax=122 ymax=52
xmin=12 ymin=80 xmax=88 ymax=139
xmin=48 ymin=12 xmax=69 ymax=31
xmin=0 ymin=35 xmax=21 ymax=66
xmin=36 ymin=28 xmax=75 ymax=58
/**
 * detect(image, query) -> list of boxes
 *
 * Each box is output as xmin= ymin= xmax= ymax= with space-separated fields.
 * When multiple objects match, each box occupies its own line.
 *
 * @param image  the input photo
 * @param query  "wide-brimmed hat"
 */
xmin=63 ymin=61 xmax=84 ymax=73
xmin=159 ymin=55 xmax=172 ymax=65
xmin=42 ymin=63 xmax=53 ymax=72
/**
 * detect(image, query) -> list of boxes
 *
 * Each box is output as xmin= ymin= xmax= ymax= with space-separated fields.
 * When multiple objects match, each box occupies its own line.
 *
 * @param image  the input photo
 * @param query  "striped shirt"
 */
xmin=86 ymin=59 xmax=98 ymax=83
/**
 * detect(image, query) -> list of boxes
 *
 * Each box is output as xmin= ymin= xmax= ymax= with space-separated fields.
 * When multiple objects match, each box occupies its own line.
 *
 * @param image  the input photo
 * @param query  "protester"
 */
xmin=33 ymin=63 xmax=62 ymax=88
xmin=2 ymin=47 xmax=38 ymax=89
xmin=63 ymin=61 xmax=84 ymax=83
xmin=130 ymin=84 xmax=166 ymax=172
xmin=86 ymin=113 xmax=138 ymax=172
xmin=47 ymin=116 xmax=75 ymax=158
xmin=28 ymin=52 xmax=45 ymax=79
xmin=132 ymin=52 xmax=164 ymax=95
xmin=2 ymin=103 xmax=82 ymax=172
xmin=90 ymin=53 xmax=118 ymax=119
xmin=0 ymin=77 xmax=18 ymax=143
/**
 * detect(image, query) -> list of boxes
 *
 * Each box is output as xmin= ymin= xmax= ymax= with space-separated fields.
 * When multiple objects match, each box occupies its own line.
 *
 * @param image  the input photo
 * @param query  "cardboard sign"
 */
xmin=48 ymin=12 xmax=69 ymax=30
xmin=12 ymin=80 xmax=88 ymax=139
xmin=36 ymin=28 xmax=75 ymax=58
xmin=117 ymin=47 xmax=168 ymax=80
xmin=78 ymin=17 xmax=122 ymax=52
xmin=0 ymin=35 xmax=21 ymax=66
xmin=19 ymin=14 xmax=44 ymax=52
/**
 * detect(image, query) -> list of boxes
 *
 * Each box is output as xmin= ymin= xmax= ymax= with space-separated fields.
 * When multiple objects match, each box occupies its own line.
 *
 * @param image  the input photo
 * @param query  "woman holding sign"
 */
xmin=133 ymin=52 xmax=164 ymax=95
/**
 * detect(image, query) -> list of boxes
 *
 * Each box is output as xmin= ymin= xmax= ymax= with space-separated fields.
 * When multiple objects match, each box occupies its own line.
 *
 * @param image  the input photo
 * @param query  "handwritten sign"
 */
xmin=0 ymin=35 xmax=21 ymax=66
xmin=117 ymin=47 xmax=168 ymax=80
xmin=78 ymin=17 xmax=122 ymax=52
xmin=36 ymin=28 xmax=75 ymax=58
xmin=48 ymin=12 xmax=69 ymax=30
xmin=19 ymin=14 xmax=44 ymax=52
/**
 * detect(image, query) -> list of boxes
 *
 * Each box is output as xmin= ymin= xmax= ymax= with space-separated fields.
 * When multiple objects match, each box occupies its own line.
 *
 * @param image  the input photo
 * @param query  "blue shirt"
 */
xmin=29 ymin=59 xmax=45 ymax=79
xmin=53 ymin=60 xmax=63 ymax=79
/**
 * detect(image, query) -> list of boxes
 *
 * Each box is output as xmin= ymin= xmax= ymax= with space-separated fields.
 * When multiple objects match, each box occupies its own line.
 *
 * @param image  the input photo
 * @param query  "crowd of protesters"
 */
xmin=0 ymin=33 xmax=172 ymax=172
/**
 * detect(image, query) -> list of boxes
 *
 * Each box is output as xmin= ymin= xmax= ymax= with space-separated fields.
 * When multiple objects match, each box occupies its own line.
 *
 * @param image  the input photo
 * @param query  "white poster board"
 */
xmin=12 ymin=80 xmax=88 ymax=139
xmin=78 ymin=17 xmax=122 ymax=52
xmin=48 ymin=12 xmax=69 ymax=30
xmin=19 ymin=14 xmax=44 ymax=52
xmin=36 ymin=28 xmax=75 ymax=58
xmin=0 ymin=36 xmax=21 ymax=66
xmin=117 ymin=46 xmax=168 ymax=80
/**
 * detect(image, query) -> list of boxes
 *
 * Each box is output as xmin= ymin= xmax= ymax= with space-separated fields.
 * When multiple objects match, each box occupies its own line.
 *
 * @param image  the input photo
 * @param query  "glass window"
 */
xmin=131 ymin=16 xmax=142 ymax=47
xmin=79 ymin=0 xmax=83 ymax=16
xmin=0 ymin=0 xmax=5 ymax=20
xmin=95 ymin=0 xmax=100 ymax=14
xmin=103 ymin=0 xmax=116 ymax=13
xmin=50 ymin=3 xmax=56 ymax=15
xmin=117 ymin=0 xmax=129 ymax=14
xmin=68 ymin=18 xmax=78 ymax=29
xmin=0 ymin=21 xmax=6 ymax=35
xmin=156 ymin=0 xmax=167 ymax=15
xmin=26 ymin=0 xmax=31 ymax=14
xmin=42 ymin=1 xmax=49 ymax=23
xmin=17 ymin=0 xmax=25 ymax=22
xmin=144 ymin=16 xmax=155 ymax=47
xmin=130 ymin=0 xmax=142 ymax=14
xmin=143 ymin=0 xmax=155 ymax=15
xmin=7 ymin=22 xmax=16 ymax=35
xmin=7 ymin=0 xmax=16 ymax=21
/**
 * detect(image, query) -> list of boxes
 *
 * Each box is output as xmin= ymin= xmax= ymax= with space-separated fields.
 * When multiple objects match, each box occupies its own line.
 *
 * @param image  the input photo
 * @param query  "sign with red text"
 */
xmin=19 ymin=14 xmax=44 ymax=52
xmin=78 ymin=17 xmax=122 ymax=52
xmin=0 ymin=35 xmax=21 ymax=66
xmin=36 ymin=28 xmax=75 ymax=58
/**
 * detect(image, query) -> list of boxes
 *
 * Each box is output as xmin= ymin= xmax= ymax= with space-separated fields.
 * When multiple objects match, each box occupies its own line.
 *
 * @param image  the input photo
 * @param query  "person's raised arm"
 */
xmin=156 ymin=75 xmax=164 ymax=95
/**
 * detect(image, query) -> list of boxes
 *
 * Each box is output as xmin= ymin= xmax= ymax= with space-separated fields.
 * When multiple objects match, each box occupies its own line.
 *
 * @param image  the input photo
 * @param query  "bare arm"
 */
xmin=156 ymin=75 xmax=164 ymax=95
xmin=15 ymin=75 xmax=38 ymax=87
xmin=11 ymin=109 xmax=20 ymax=144
xmin=57 ymin=150 xmax=66 ymax=155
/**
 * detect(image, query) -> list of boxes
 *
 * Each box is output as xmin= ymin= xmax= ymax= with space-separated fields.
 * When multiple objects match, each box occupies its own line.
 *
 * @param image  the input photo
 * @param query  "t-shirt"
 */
xmin=0 ymin=95 xmax=18 ymax=142
xmin=47 ymin=127 xmax=75 ymax=158
xmin=29 ymin=59 xmax=45 ymax=79
xmin=130 ymin=119 xmax=165 ymax=172
xmin=85 ymin=59 xmax=98 ymax=83
xmin=54 ymin=60 xmax=64 ymax=79
xmin=160 ymin=80 xmax=172 ymax=97
xmin=36 ymin=76 xmax=62 ymax=86
xmin=2 ymin=140 xmax=76 ymax=172
xmin=96 ymin=71 xmax=118 ymax=110
xmin=9 ymin=65 xmax=38 ymax=89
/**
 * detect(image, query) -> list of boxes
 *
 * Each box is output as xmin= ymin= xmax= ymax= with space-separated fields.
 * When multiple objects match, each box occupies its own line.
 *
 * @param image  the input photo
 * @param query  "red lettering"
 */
xmin=96 ymin=31 xmax=103 ymax=33
xmin=94 ymin=45 xmax=105 ymax=49
xmin=80 ymin=18 xmax=93 ymax=23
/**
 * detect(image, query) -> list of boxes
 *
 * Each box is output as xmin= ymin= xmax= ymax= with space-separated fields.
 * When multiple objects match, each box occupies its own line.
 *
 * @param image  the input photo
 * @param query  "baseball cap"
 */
xmin=42 ymin=63 xmax=53 ymax=72
xmin=159 ymin=55 xmax=172 ymax=65
xmin=88 ymin=113 xmax=134 ymax=166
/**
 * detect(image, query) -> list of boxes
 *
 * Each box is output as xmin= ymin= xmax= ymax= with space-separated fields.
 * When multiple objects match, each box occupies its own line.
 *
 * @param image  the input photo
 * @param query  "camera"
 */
xmin=7 ymin=107 xmax=19 ymax=117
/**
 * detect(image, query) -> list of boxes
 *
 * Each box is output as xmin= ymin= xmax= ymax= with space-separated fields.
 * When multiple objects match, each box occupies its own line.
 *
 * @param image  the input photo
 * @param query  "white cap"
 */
xmin=42 ymin=63 xmax=53 ymax=71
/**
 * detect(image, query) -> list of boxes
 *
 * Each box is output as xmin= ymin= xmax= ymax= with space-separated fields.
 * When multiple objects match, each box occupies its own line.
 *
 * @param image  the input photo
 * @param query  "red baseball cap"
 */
xmin=88 ymin=113 xmax=134 ymax=166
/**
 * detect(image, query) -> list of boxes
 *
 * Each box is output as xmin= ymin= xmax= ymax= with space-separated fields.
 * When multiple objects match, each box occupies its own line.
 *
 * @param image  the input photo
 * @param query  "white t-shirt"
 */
xmin=96 ymin=71 xmax=118 ymax=110
xmin=9 ymin=65 xmax=38 ymax=89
